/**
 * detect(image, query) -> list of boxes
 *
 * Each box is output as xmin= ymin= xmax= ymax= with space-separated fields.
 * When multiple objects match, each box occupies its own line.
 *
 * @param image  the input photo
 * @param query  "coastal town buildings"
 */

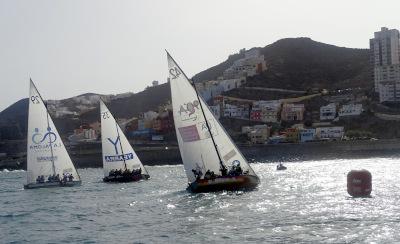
xmin=152 ymin=111 xmax=174 ymax=134
xmin=197 ymin=78 xmax=244 ymax=101
xmin=68 ymin=124 xmax=98 ymax=142
xmin=247 ymin=125 xmax=270 ymax=144
xmin=250 ymin=109 xmax=262 ymax=121
xmin=253 ymin=100 xmax=281 ymax=123
xmin=300 ymin=129 xmax=316 ymax=142
xmin=223 ymin=104 xmax=249 ymax=119
xmin=281 ymin=103 xmax=305 ymax=121
xmin=370 ymin=27 xmax=400 ymax=103
xmin=283 ymin=128 xmax=299 ymax=142
xmin=316 ymin=127 xmax=344 ymax=140
xmin=320 ymin=103 xmax=337 ymax=121
xmin=338 ymin=104 xmax=363 ymax=117
xmin=223 ymin=49 xmax=267 ymax=79
xmin=241 ymin=126 xmax=252 ymax=134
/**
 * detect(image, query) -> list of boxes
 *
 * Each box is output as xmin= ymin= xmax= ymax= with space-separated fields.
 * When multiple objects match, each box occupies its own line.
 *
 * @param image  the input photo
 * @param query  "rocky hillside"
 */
xmin=0 ymin=83 xmax=170 ymax=139
xmin=0 ymin=38 xmax=372 ymax=140
xmin=193 ymin=38 xmax=371 ymax=90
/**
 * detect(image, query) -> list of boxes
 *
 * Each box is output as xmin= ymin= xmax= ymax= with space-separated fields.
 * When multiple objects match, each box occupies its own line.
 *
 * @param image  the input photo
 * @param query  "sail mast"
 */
xmin=45 ymin=102 xmax=56 ymax=176
xmin=167 ymin=52 xmax=227 ymax=175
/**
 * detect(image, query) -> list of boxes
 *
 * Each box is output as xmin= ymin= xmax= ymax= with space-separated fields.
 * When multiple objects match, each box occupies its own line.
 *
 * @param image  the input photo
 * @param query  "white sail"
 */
xmin=26 ymin=80 xmax=80 ymax=184
xmin=167 ymin=52 xmax=257 ymax=183
xmin=100 ymin=100 xmax=148 ymax=177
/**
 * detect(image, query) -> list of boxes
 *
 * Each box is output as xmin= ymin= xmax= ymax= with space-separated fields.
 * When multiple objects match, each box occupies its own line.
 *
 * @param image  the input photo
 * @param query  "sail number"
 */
xmin=31 ymin=95 xmax=40 ymax=104
xmin=101 ymin=111 xmax=110 ymax=119
xmin=169 ymin=67 xmax=181 ymax=79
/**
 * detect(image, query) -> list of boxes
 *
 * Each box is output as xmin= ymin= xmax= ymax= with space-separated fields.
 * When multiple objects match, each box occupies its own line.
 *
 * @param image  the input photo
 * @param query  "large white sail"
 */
xmin=167 ymin=52 xmax=257 ymax=183
xmin=100 ymin=100 xmax=148 ymax=177
xmin=26 ymin=80 xmax=80 ymax=184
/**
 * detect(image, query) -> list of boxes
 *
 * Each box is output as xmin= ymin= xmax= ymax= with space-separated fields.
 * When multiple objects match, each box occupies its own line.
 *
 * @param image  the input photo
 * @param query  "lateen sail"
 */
xmin=100 ymin=100 xmax=148 ymax=176
xmin=167 ymin=52 xmax=257 ymax=183
xmin=26 ymin=80 xmax=80 ymax=184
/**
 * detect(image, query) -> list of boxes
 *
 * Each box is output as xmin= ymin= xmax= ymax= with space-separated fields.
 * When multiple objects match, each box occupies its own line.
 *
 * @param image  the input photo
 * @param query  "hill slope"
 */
xmin=0 ymin=83 xmax=170 ymax=139
xmin=0 ymin=38 xmax=372 ymax=140
xmin=193 ymin=38 xmax=371 ymax=90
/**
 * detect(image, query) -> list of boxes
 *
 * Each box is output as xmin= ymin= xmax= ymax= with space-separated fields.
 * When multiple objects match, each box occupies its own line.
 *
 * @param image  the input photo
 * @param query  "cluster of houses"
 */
xmin=208 ymin=96 xmax=364 ymax=144
xmin=195 ymin=49 xmax=267 ymax=101
xmin=242 ymin=124 xmax=346 ymax=144
xmin=68 ymin=103 xmax=175 ymax=143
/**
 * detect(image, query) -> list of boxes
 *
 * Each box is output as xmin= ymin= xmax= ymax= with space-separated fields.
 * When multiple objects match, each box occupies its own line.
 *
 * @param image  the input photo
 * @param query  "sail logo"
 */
xmin=105 ymin=137 xmax=134 ymax=162
xmin=198 ymin=119 xmax=218 ymax=138
xmin=178 ymin=100 xmax=200 ymax=121
xmin=30 ymin=127 xmax=61 ymax=150
xmin=105 ymin=153 xmax=134 ymax=162
xmin=107 ymin=137 xmax=120 ymax=154
xmin=32 ymin=127 xmax=57 ymax=144
xmin=169 ymin=66 xmax=182 ymax=80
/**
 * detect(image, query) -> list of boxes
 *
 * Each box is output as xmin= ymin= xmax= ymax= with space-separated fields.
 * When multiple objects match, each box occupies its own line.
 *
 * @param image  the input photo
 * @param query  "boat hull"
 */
xmin=187 ymin=175 xmax=260 ymax=193
xmin=24 ymin=181 xmax=82 ymax=189
xmin=103 ymin=174 xmax=150 ymax=183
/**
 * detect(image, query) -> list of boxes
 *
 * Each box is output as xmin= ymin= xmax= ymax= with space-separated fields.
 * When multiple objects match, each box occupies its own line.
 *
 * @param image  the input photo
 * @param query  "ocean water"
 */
xmin=1 ymin=158 xmax=400 ymax=243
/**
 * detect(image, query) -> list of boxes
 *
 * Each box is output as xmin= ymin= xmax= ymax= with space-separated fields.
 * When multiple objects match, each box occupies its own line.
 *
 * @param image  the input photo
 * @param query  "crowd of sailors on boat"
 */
xmin=192 ymin=161 xmax=247 ymax=181
xmin=108 ymin=168 xmax=142 ymax=177
xmin=36 ymin=173 xmax=74 ymax=184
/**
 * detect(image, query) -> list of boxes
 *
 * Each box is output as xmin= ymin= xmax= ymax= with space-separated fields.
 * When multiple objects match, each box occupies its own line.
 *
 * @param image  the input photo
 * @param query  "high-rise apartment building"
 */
xmin=370 ymin=27 xmax=400 ymax=103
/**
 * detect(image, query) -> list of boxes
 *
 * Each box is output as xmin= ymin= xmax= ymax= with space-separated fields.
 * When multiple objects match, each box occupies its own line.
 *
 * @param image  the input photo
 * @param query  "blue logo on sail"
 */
xmin=104 ymin=137 xmax=134 ymax=162
xmin=105 ymin=153 xmax=134 ymax=162
xmin=30 ymin=127 xmax=61 ymax=150
xmin=32 ymin=127 xmax=57 ymax=144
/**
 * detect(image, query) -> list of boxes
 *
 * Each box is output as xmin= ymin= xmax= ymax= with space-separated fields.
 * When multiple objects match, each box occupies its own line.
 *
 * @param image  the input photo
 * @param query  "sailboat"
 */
xmin=100 ymin=100 xmax=150 ymax=182
xmin=24 ymin=79 xmax=81 ymax=189
xmin=167 ymin=51 xmax=260 ymax=193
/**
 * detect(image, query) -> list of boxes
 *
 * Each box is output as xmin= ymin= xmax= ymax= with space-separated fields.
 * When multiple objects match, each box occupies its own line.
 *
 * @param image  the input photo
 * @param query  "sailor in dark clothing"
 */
xmin=68 ymin=174 xmax=74 ymax=182
xmin=229 ymin=161 xmax=243 ymax=176
xmin=204 ymin=170 xmax=215 ymax=180
xmin=220 ymin=167 xmax=228 ymax=176
xmin=62 ymin=173 xmax=68 ymax=183
xmin=192 ymin=169 xmax=202 ymax=181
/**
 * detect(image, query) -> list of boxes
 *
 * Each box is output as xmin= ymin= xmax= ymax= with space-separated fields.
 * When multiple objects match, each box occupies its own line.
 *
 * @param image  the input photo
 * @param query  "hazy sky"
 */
xmin=1 ymin=0 xmax=399 ymax=111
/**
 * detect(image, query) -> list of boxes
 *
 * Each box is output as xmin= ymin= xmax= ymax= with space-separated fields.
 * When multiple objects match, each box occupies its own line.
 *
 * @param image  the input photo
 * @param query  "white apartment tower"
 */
xmin=370 ymin=27 xmax=400 ymax=103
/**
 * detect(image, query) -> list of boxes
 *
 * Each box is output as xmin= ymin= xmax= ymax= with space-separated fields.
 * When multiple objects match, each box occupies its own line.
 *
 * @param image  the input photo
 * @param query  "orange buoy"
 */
xmin=347 ymin=170 xmax=372 ymax=197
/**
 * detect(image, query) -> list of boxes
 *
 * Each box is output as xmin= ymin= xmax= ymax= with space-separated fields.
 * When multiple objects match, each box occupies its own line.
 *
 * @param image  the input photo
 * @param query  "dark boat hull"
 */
xmin=187 ymin=175 xmax=260 ymax=193
xmin=24 ymin=181 xmax=82 ymax=189
xmin=103 ymin=174 xmax=150 ymax=183
xmin=277 ymin=166 xmax=287 ymax=171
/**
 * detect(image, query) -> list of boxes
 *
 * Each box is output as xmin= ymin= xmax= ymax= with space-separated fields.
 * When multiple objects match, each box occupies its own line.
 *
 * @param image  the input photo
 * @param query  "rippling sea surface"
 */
xmin=1 ymin=157 xmax=400 ymax=243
